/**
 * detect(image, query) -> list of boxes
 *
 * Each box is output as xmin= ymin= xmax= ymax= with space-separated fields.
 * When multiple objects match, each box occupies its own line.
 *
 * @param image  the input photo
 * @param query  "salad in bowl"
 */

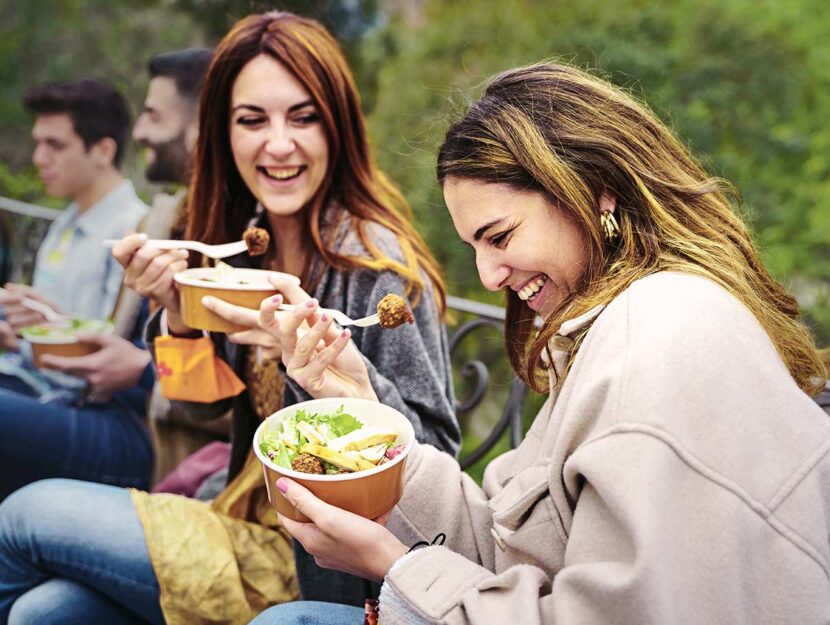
xmin=21 ymin=318 xmax=113 ymax=368
xmin=254 ymin=397 xmax=415 ymax=521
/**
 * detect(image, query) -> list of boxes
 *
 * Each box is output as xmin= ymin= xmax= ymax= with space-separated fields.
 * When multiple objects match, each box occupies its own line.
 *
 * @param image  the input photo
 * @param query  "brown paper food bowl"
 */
xmin=21 ymin=320 xmax=112 ymax=369
xmin=174 ymin=267 xmax=299 ymax=333
xmin=29 ymin=340 xmax=100 ymax=369
xmin=253 ymin=397 xmax=416 ymax=522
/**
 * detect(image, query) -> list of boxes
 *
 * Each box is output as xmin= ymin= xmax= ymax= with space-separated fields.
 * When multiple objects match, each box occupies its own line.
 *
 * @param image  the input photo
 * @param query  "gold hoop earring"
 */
xmin=600 ymin=210 xmax=620 ymax=243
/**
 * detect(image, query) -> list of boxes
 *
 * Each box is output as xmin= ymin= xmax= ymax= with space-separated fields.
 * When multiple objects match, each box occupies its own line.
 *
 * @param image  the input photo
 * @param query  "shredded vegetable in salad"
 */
xmin=259 ymin=405 xmax=404 ymax=475
xmin=22 ymin=318 xmax=113 ymax=340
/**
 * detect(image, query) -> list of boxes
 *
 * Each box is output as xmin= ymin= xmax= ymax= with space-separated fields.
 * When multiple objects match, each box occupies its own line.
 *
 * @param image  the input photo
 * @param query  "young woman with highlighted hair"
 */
xmin=251 ymin=62 xmax=830 ymax=625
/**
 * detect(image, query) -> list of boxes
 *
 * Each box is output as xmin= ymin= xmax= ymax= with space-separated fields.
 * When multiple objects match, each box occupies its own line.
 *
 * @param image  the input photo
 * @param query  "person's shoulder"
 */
xmin=104 ymin=181 xmax=149 ymax=228
xmin=108 ymin=180 xmax=149 ymax=213
xmin=586 ymin=271 xmax=777 ymax=378
xmin=337 ymin=218 xmax=406 ymax=264
xmin=612 ymin=271 xmax=757 ymax=337
xmin=625 ymin=270 xmax=738 ymax=308
xmin=122 ymin=181 xmax=150 ymax=215
xmin=582 ymin=277 xmax=830 ymax=521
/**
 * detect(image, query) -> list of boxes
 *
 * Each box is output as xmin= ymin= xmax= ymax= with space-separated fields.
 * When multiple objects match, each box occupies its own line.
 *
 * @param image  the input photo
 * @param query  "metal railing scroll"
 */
xmin=446 ymin=295 xmax=528 ymax=469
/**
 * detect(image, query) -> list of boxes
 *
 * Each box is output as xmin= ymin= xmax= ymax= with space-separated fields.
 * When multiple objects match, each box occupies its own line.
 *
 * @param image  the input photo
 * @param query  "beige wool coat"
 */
xmin=381 ymin=272 xmax=830 ymax=624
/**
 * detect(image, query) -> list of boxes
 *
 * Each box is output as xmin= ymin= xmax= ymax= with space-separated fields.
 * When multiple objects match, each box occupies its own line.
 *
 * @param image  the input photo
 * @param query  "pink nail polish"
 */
xmin=305 ymin=299 xmax=316 ymax=308
xmin=321 ymin=314 xmax=328 ymax=322
xmin=276 ymin=478 xmax=289 ymax=494
xmin=271 ymin=295 xmax=282 ymax=303
xmin=341 ymin=329 xmax=349 ymax=338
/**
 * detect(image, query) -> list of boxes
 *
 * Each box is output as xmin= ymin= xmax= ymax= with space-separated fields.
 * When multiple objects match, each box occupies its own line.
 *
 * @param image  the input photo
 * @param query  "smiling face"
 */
xmin=229 ymin=54 xmax=329 ymax=224
xmin=132 ymin=76 xmax=195 ymax=183
xmin=444 ymin=178 xmax=588 ymax=317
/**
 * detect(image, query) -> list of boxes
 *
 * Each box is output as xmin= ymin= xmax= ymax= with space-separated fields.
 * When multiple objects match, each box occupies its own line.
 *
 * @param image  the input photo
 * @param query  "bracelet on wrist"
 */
xmin=407 ymin=532 xmax=446 ymax=553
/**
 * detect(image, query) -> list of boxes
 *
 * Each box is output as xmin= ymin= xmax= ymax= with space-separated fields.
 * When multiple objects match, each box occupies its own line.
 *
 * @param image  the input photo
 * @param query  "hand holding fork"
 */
xmin=258 ymin=293 xmax=378 ymax=401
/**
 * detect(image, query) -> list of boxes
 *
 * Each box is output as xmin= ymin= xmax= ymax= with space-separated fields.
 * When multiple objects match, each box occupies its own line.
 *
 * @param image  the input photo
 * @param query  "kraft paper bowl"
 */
xmin=253 ymin=397 xmax=415 ymax=522
xmin=174 ymin=267 xmax=299 ymax=333
xmin=21 ymin=319 xmax=113 ymax=369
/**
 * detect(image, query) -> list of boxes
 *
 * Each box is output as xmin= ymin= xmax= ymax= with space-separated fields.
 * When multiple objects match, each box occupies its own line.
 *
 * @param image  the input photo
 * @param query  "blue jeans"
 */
xmin=248 ymin=601 xmax=364 ymax=625
xmin=0 ymin=479 xmax=163 ymax=625
xmin=0 ymin=377 xmax=152 ymax=500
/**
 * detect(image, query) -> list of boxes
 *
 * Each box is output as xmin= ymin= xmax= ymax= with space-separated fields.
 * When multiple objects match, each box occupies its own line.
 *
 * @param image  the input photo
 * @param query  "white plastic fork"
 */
xmin=276 ymin=303 xmax=380 ymax=328
xmin=102 ymin=238 xmax=248 ymax=260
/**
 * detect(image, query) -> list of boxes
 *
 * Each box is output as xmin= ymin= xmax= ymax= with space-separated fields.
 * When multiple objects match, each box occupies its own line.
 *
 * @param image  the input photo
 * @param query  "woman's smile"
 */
xmin=257 ymin=165 xmax=307 ymax=184
xmin=516 ymin=274 xmax=547 ymax=302
xmin=444 ymin=178 xmax=588 ymax=317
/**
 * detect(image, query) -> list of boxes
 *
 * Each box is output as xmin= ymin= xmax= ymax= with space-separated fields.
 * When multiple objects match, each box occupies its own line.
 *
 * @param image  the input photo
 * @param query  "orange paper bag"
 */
xmin=154 ymin=334 xmax=246 ymax=403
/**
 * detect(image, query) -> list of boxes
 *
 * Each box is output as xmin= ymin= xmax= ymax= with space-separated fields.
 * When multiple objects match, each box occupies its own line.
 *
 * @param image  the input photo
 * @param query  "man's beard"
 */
xmin=143 ymin=132 xmax=191 ymax=184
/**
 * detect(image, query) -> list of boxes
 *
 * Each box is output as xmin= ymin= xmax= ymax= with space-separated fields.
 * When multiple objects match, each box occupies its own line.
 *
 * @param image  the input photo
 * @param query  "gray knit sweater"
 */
xmin=145 ymin=214 xmax=460 ymax=606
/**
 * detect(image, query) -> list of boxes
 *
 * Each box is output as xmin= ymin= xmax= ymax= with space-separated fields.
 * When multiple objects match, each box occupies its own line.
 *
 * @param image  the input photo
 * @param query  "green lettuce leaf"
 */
xmin=276 ymin=445 xmax=294 ymax=469
xmin=325 ymin=411 xmax=362 ymax=437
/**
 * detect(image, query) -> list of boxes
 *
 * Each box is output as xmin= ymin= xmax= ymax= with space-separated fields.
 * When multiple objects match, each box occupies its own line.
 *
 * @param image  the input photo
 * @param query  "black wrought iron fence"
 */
xmin=446 ymin=296 xmax=527 ymax=469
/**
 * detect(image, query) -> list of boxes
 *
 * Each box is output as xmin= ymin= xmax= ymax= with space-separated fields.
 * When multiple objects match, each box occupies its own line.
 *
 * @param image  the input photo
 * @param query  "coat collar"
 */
xmin=542 ymin=304 xmax=606 ymax=388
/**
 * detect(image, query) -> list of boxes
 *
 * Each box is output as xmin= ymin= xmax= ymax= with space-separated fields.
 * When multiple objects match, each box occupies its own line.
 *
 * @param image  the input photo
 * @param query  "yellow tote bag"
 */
xmin=154 ymin=311 xmax=246 ymax=403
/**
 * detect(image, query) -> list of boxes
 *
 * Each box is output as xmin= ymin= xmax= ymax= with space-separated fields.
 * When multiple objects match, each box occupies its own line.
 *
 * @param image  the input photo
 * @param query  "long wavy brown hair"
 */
xmin=437 ymin=62 xmax=826 ymax=396
xmin=186 ymin=11 xmax=445 ymax=309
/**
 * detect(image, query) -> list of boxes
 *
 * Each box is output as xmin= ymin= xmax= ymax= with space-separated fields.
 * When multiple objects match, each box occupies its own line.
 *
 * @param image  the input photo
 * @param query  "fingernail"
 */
xmin=202 ymin=296 xmax=213 ymax=305
xmin=305 ymin=299 xmax=316 ymax=308
xmin=276 ymin=478 xmax=289 ymax=494
xmin=320 ymin=313 xmax=328 ymax=322
xmin=341 ymin=329 xmax=350 ymax=338
xmin=271 ymin=294 xmax=282 ymax=303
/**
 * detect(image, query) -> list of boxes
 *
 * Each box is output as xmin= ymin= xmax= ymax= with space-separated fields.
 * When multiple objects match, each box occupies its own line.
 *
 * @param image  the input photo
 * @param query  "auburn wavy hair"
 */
xmin=186 ymin=11 xmax=445 ymax=309
xmin=437 ymin=62 xmax=826 ymax=395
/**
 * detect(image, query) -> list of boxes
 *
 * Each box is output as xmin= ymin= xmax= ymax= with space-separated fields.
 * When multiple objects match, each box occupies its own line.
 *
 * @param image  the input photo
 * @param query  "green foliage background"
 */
xmin=360 ymin=0 xmax=830 ymax=339
xmin=1 ymin=0 xmax=828 ymax=476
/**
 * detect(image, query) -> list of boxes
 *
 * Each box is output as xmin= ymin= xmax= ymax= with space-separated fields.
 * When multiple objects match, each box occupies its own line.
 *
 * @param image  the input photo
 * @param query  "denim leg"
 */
xmin=9 ymin=578 xmax=148 ymax=625
xmin=0 ymin=389 xmax=152 ymax=499
xmin=0 ymin=374 xmax=39 ymax=397
xmin=0 ymin=479 xmax=164 ymax=624
xmin=248 ymin=601 xmax=364 ymax=625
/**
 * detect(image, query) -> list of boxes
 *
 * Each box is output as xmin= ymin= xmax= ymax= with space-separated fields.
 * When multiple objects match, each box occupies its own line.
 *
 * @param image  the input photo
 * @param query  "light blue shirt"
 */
xmin=33 ymin=179 xmax=148 ymax=320
xmin=0 ymin=180 xmax=148 ymax=399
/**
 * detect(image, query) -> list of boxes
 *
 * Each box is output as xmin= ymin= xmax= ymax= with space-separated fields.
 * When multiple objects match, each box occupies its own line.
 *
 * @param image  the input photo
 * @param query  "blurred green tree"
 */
xmin=0 ymin=0 xmax=207 ymax=177
xmin=172 ymin=0 xmax=382 ymax=108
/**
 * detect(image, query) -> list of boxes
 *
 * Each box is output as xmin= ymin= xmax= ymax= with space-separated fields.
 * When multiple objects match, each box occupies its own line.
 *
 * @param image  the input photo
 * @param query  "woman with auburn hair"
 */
xmin=0 ymin=11 xmax=458 ymax=625
xmin=249 ymin=62 xmax=830 ymax=625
